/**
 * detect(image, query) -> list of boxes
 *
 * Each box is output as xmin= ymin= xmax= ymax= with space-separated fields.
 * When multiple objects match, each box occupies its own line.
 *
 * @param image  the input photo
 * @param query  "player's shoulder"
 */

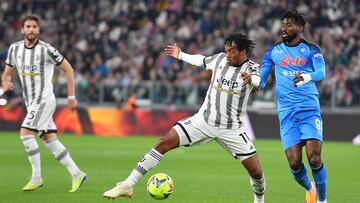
xmin=206 ymin=52 xmax=226 ymax=63
xmin=214 ymin=52 xmax=226 ymax=58
xmin=266 ymin=41 xmax=283 ymax=53
xmin=9 ymin=40 xmax=24 ymax=47
xmin=300 ymin=39 xmax=322 ymax=52
xmin=37 ymin=40 xmax=54 ymax=49
xmin=248 ymin=59 xmax=260 ymax=67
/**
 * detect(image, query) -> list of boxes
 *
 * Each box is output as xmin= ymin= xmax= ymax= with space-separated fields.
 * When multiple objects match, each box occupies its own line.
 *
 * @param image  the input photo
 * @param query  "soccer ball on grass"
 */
xmin=147 ymin=173 xmax=174 ymax=199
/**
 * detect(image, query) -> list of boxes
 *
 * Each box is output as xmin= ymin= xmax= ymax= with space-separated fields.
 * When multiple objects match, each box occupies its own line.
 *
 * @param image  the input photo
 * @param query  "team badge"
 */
xmin=299 ymin=47 xmax=306 ymax=54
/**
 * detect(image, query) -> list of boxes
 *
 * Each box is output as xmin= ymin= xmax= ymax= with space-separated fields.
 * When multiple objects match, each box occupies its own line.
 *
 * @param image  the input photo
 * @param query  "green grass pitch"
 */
xmin=0 ymin=132 xmax=359 ymax=203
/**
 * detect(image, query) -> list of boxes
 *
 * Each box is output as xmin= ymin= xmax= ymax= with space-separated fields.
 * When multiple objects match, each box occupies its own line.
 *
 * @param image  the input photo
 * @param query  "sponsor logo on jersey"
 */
xmin=216 ymin=75 xmax=239 ymax=89
xmin=20 ymin=64 xmax=37 ymax=71
xmin=19 ymin=65 xmax=40 ymax=76
xmin=282 ymin=70 xmax=305 ymax=77
xmin=212 ymin=85 xmax=241 ymax=95
xmin=279 ymin=55 xmax=306 ymax=67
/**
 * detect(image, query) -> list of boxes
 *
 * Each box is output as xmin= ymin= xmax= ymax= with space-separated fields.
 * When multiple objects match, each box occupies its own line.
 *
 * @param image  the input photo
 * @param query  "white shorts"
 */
xmin=173 ymin=115 xmax=257 ymax=161
xmin=22 ymin=100 xmax=57 ymax=135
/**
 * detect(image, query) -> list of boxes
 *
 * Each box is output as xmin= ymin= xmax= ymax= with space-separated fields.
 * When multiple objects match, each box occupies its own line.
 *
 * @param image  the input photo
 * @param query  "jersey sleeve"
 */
xmin=178 ymin=52 xmax=206 ymax=67
xmin=309 ymin=43 xmax=326 ymax=81
xmin=249 ymin=61 xmax=260 ymax=76
xmin=203 ymin=53 xmax=225 ymax=71
xmin=260 ymin=47 xmax=275 ymax=89
xmin=46 ymin=44 xmax=64 ymax=65
xmin=249 ymin=61 xmax=261 ymax=87
xmin=5 ymin=44 xmax=15 ymax=68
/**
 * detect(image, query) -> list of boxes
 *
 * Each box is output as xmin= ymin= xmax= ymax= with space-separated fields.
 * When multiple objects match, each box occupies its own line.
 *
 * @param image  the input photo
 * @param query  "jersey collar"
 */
xmin=283 ymin=38 xmax=306 ymax=47
xmin=233 ymin=59 xmax=249 ymax=67
xmin=24 ymin=39 xmax=39 ymax=49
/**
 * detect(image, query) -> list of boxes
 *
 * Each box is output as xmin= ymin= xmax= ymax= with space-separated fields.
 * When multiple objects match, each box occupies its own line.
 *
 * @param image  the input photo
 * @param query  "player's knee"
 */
xmin=20 ymin=127 xmax=35 ymax=136
xmin=155 ymin=139 xmax=172 ymax=154
xmin=249 ymin=168 xmax=263 ymax=179
xmin=155 ymin=131 xmax=179 ymax=154
xmin=308 ymin=154 xmax=322 ymax=168
xmin=41 ymin=133 xmax=57 ymax=141
xmin=288 ymin=159 xmax=302 ymax=170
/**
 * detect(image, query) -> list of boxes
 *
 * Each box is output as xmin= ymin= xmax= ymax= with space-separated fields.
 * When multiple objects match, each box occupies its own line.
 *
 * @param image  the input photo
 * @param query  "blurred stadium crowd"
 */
xmin=0 ymin=0 xmax=359 ymax=108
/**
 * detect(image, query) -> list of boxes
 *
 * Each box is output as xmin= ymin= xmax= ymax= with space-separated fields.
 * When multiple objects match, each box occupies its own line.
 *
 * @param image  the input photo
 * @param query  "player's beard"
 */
xmin=25 ymin=33 xmax=39 ymax=43
xmin=282 ymin=32 xmax=298 ymax=43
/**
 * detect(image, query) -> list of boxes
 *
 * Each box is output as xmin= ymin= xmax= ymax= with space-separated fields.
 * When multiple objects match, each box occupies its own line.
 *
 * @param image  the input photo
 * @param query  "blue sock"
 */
xmin=290 ymin=163 xmax=312 ymax=191
xmin=312 ymin=164 xmax=327 ymax=201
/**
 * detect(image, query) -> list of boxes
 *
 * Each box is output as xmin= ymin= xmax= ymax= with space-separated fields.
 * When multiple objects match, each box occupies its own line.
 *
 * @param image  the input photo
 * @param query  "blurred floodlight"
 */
xmin=0 ymin=99 xmax=7 ymax=105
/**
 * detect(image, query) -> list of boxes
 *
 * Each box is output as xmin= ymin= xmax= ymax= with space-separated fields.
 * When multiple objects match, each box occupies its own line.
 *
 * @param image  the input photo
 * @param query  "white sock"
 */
xmin=44 ymin=137 xmax=81 ymax=179
xmin=21 ymin=135 xmax=41 ymax=181
xmin=250 ymin=174 xmax=266 ymax=200
xmin=126 ymin=148 xmax=163 ymax=187
xmin=317 ymin=200 xmax=327 ymax=203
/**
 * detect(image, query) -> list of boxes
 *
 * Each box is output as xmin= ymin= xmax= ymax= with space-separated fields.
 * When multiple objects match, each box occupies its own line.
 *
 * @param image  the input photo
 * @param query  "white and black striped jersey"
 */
xmin=5 ymin=40 xmax=64 ymax=106
xmin=194 ymin=52 xmax=260 ymax=129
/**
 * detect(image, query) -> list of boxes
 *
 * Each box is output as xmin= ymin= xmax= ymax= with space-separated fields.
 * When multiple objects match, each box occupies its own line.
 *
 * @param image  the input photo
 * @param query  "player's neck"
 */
xmin=24 ymin=39 xmax=39 ymax=49
xmin=233 ymin=58 xmax=249 ymax=67
xmin=286 ymin=37 xmax=302 ymax=47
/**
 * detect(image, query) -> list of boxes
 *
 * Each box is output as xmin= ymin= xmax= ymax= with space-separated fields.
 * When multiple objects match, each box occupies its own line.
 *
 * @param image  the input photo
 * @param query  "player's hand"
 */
xmin=1 ymin=81 xmax=14 ymax=91
xmin=293 ymin=72 xmax=304 ymax=87
xmin=68 ymin=98 xmax=77 ymax=112
xmin=241 ymin=72 xmax=252 ymax=85
xmin=164 ymin=43 xmax=181 ymax=59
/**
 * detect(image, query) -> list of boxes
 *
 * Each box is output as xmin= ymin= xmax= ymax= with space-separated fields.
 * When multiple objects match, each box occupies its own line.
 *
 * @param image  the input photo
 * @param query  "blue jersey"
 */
xmin=260 ymin=39 xmax=326 ymax=112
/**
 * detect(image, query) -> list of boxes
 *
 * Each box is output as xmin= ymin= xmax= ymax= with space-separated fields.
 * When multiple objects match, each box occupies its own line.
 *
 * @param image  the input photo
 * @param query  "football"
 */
xmin=147 ymin=173 xmax=174 ymax=199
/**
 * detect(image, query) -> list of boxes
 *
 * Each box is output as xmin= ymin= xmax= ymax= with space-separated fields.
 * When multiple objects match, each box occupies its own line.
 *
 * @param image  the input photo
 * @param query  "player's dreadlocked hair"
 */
xmin=281 ymin=10 xmax=306 ymax=27
xmin=224 ymin=33 xmax=255 ymax=54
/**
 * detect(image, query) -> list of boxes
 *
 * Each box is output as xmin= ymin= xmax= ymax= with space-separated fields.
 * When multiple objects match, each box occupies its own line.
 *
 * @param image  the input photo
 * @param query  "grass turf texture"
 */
xmin=0 ymin=132 xmax=358 ymax=203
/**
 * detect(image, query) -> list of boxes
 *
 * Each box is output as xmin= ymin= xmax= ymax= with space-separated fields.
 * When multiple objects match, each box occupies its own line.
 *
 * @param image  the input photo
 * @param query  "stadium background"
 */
xmin=0 ymin=0 xmax=360 ymax=202
xmin=0 ymin=0 xmax=359 ymax=140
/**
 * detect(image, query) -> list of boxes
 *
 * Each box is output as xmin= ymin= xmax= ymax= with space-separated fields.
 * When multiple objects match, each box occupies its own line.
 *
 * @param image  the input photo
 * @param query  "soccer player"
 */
xmin=1 ymin=14 xmax=87 ymax=192
xmin=104 ymin=33 xmax=266 ymax=203
xmin=260 ymin=11 xmax=327 ymax=203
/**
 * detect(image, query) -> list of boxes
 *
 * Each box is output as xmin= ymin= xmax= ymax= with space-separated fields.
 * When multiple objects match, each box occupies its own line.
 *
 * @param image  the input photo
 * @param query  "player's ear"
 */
xmin=298 ymin=25 xmax=304 ymax=33
xmin=240 ymin=49 xmax=247 ymax=57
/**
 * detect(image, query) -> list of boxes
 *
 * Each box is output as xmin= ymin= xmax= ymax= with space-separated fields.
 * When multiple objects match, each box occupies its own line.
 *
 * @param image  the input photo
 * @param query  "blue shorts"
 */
xmin=278 ymin=109 xmax=323 ymax=150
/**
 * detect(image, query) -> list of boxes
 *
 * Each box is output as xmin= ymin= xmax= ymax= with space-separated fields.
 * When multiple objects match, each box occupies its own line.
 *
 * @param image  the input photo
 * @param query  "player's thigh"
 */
xmin=215 ymin=129 xmax=256 ymax=161
xmin=279 ymin=110 xmax=302 ymax=151
xmin=299 ymin=112 xmax=323 ymax=142
xmin=22 ymin=101 xmax=56 ymax=132
xmin=173 ymin=117 xmax=212 ymax=147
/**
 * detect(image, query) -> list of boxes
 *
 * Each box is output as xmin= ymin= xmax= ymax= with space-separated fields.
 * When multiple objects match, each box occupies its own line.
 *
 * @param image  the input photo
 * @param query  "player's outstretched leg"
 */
xmin=42 ymin=134 xmax=87 ymax=192
xmin=103 ymin=128 xmax=180 ymax=199
xmin=242 ymin=154 xmax=266 ymax=203
xmin=20 ymin=135 xmax=43 ymax=191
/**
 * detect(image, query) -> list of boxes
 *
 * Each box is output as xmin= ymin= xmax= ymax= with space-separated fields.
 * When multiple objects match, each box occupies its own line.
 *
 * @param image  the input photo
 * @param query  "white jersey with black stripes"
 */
xmin=5 ymin=40 xmax=64 ymax=106
xmin=194 ymin=52 xmax=260 ymax=129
